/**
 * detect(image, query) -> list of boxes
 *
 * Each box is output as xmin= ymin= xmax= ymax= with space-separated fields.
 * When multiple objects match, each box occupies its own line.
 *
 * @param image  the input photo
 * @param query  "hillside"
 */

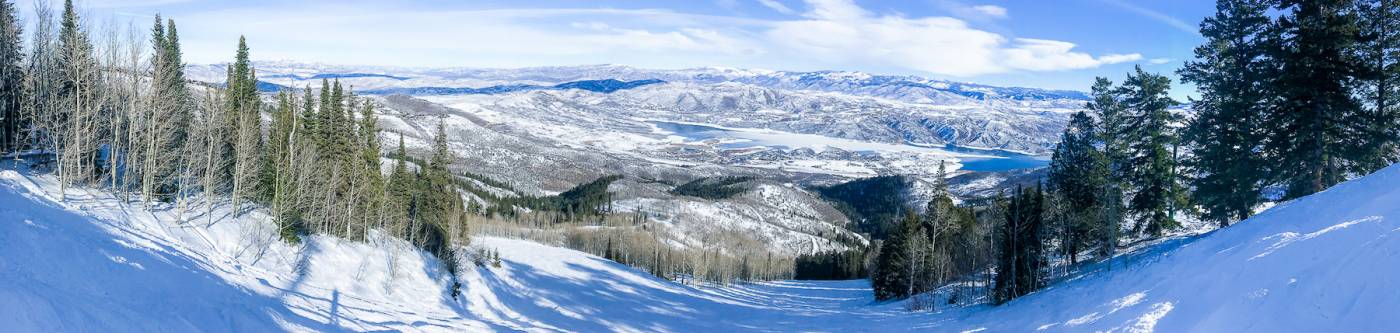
xmin=3 ymin=162 xmax=1398 ymax=332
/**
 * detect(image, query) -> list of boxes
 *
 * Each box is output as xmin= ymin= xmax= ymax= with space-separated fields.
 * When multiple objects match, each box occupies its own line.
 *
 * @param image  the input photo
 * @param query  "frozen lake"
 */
xmin=651 ymin=120 xmax=1049 ymax=172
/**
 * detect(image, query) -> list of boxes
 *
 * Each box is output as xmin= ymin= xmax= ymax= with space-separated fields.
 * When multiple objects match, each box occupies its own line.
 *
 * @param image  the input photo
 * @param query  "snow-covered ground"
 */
xmin=4 ymin=163 xmax=1400 ymax=332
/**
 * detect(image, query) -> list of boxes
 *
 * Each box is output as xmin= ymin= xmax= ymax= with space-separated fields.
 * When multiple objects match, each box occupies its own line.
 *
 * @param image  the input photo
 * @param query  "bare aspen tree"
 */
xmin=199 ymin=87 xmax=226 ymax=225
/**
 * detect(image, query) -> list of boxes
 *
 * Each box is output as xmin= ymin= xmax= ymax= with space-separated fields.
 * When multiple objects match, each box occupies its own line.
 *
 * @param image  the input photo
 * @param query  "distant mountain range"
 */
xmin=187 ymin=62 xmax=1088 ymax=103
xmin=358 ymin=78 xmax=666 ymax=95
xmin=185 ymin=62 xmax=1092 ymax=154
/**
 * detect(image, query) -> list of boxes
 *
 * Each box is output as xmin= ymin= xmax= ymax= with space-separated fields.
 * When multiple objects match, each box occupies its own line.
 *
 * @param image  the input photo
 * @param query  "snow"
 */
xmin=4 ymin=162 xmax=1400 ymax=331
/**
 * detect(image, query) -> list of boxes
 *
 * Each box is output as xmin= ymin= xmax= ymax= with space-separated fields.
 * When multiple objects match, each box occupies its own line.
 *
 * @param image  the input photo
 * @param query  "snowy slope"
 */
xmin=4 ymin=163 xmax=1398 ymax=332
xmin=941 ymin=163 xmax=1400 ymax=332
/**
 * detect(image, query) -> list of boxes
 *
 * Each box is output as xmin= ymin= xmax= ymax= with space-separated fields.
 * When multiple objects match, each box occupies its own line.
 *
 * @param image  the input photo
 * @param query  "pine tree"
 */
xmin=1086 ymin=77 xmax=1126 ymax=258
xmin=143 ymin=17 xmax=192 ymax=201
xmin=229 ymin=37 xmax=264 ymax=213
xmin=993 ymin=185 xmax=1045 ymax=304
xmin=387 ymin=132 xmax=414 ymax=236
xmin=328 ymin=80 xmax=346 ymax=161
xmin=1179 ymin=0 xmax=1272 ymax=227
xmin=1047 ymin=111 xmax=1108 ymax=263
xmin=924 ymin=161 xmax=955 ymax=230
xmin=0 ymin=0 xmax=21 ymax=155
xmin=317 ymin=79 xmax=333 ymax=148
xmin=421 ymin=120 xmax=463 ymax=234
xmin=357 ymin=96 xmax=385 ymax=232
xmin=301 ymin=85 xmax=317 ymax=137
xmin=1117 ymin=66 xmax=1181 ymax=237
xmin=871 ymin=209 xmax=919 ymax=301
xmin=1267 ymin=0 xmax=1365 ymax=199
xmin=1354 ymin=0 xmax=1400 ymax=173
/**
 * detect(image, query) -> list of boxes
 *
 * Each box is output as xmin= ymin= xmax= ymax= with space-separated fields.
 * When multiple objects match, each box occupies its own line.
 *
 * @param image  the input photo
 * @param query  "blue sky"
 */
xmin=19 ymin=0 xmax=1214 ymax=96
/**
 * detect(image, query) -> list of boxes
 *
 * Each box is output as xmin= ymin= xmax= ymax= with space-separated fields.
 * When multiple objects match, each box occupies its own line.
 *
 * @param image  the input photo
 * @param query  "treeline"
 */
xmin=794 ymin=248 xmax=868 ymax=280
xmin=0 ymin=0 xmax=470 ymax=294
xmin=813 ymin=175 xmax=911 ymax=239
xmin=566 ymin=217 xmax=793 ymax=284
xmin=482 ymin=175 xmax=622 ymax=222
xmin=669 ymin=176 xmax=753 ymax=200
xmin=475 ymin=212 xmax=795 ymax=285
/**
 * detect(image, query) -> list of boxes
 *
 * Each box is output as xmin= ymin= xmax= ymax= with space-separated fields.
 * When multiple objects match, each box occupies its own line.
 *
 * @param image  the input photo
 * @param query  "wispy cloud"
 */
xmin=1100 ymin=0 xmax=1200 ymax=36
xmin=1148 ymin=58 xmax=1173 ymax=65
xmin=756 ymin=0 xmax=795 ymax=14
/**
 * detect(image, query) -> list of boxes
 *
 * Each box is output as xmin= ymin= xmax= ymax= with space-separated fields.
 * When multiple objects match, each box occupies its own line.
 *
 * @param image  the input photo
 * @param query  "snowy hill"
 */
xmin=4 ymin=162 xmax=1399 ymax=332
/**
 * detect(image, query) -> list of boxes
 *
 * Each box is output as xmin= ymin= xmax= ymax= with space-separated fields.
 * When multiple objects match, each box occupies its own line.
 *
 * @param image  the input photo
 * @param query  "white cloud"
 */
xmin=1001 ymin=39 xmax=1141 ymax=71
xmin=802 ymin=0 xmax=868 ymax=21
xmin=77 ymin=0 xmax=1135 ymax=78
xmin=1148 ymin=58 xmax=1173 ymax=65
xmin=768 ymin=0 xmax=1141 ymax=76
xmin=756 ymin=0 xmax=795 ymax=14
xmin=970 ymin=5 xmax=1007 ymax=18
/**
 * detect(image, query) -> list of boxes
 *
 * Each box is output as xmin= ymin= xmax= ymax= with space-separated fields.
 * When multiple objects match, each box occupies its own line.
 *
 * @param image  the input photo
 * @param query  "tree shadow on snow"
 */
xmin=0 ymin=183 xmax=344 ymax=332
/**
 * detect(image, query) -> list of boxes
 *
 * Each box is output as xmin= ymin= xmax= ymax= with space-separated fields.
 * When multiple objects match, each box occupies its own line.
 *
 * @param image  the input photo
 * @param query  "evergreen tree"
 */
xmin=1086 ymin=77 xmax=1127 ymax=257
xmin=144 ymin=17 xmax=192 ymax=200
xmin=422 ymin=120 xmax=462 ymax=227
xmin=1179 ymin=0 xmax=1273 ymax=227
xmin=163 ymin=19 xmax=193 ymax=195
xmin=328 ymin=80 xmax=346 ymax=161
xmin=871 ymin=209 xmax=920 ymax=301
xmin=358 ymin=97 xmax=384 ymax=223
xmin=301 ymin=85 xmax=317 ymax=137
xmin=1354 ymin=0 xmax=1400 ymax=173
xmin=993 ymin=185 xmax=1045 ymax=304
xmin=0 ymin=0 xmax=21 ymax=154
xmin=387 ymin=132 xmax=414 ymax=235
xmin=1267 ymin=0 xmax=1365 ymax=199
xmin=317 ymin=79 xmax=333 ymax=148
xmin=228 ymin=37 xmax=264 ymax=211
xmin=1118 ymin=66 xmax=1181 ymax=237
xmin=924 ymin=161 xmax=955 ymax=231
xmin=268 ymin=91 xmax=302 ymax=240
xmin=1047 ymin=111 xmax=1108 ymax=263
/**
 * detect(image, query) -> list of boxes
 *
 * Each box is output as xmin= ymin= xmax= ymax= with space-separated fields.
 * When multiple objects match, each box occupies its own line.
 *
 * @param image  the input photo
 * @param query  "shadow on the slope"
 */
xmin=473 ymin=258 xmax=716 ymax=332
xmin=0 ymin=182 xmax=345 ymax=332
xmin=471 ymin=254 xmax=897 ymax=332
xmin=404 ymin=248 xmax=532 ymax=332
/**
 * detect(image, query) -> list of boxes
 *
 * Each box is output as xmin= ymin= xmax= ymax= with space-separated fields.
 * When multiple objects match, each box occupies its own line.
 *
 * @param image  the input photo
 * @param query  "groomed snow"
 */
xmin=3 ymin=162 xmax=1400 ymax=332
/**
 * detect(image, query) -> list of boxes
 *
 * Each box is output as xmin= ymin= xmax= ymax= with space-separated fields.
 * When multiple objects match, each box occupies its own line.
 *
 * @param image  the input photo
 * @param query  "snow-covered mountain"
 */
xmin=187 ymin=62 xmax=1088 ymax=101
xmin=5 ymin=160 xmax=1398 ymax=332
xmin=187 ymin=62 xmax=1085 ymax=154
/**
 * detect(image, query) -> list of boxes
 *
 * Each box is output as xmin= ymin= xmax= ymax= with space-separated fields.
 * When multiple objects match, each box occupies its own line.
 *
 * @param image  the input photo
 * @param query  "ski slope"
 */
xmin=3 ymin=163 xmax=1400 ymax=332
